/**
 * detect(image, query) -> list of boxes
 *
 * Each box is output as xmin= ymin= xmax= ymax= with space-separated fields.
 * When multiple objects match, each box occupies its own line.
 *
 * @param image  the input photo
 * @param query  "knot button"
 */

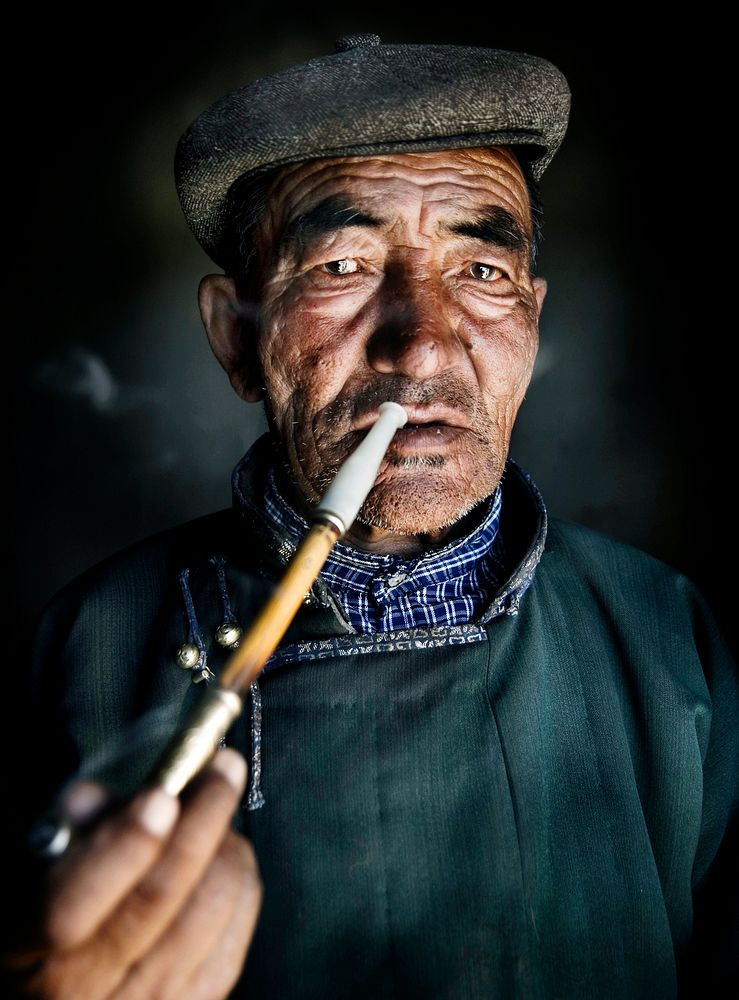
xmin=176 ymin=642 xmax=201 ymax=669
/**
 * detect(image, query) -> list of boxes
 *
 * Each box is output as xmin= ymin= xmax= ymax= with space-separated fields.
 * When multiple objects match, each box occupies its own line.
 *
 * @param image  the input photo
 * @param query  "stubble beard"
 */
xmin=353 ymin=444 xmax=507 ymax=535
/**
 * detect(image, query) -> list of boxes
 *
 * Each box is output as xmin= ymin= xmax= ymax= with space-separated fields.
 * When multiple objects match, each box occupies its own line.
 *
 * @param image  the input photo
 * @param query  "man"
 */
xmin=5 ymin=35 xmax=737 ymax=999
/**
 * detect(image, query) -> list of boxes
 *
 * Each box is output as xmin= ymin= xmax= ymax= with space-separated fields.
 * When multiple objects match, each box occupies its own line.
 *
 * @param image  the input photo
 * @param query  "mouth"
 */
xmin=404 ymin=420 xmax=446 ymax=431
xmin=392 ymin=422 xmax=465 ymax=449
xmin=354 ymin=405 xmax=471 ymax=433
xmin=349 ymin=406 xmax=469 ymax=460
xmin=346 ymin=403 xmax=471 ymax=465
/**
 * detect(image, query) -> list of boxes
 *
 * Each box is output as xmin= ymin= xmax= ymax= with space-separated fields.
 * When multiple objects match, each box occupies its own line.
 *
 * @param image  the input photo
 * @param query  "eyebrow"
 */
xmin=443 ymin=206 xmax=530 ymax=256
xmin=278 ymin=195 xmax=386 ymax=257
xmin=276 ymin=196 xmax=530 ymax=261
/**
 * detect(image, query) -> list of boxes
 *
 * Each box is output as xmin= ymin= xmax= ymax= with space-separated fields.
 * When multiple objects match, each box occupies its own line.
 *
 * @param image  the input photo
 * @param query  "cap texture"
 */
xmin=175 ymin=38 xmax=570 ymax=268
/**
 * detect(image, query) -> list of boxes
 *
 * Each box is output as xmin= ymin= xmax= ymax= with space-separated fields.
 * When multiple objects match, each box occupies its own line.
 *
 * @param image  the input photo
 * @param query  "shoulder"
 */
xmin=34 ymin=508 xmax=239 ymax=622
xmin=24 ymin=507 xmax=250 ymax=757
xmin=534 ymin=518 xmax=738 ymax=766
xmin=26 ymin=508 xmax=249 ymax=693
xmin=537 ymin=516 xmax=732 ymax=665
xmin=497 ymin=462 xmax=703 ymax=626
xmin=544 ymin=515 xmax=694 ymax=592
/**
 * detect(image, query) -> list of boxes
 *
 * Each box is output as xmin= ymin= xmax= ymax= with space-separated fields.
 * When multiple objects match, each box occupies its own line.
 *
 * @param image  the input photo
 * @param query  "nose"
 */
xmin=366 ymin=269 xmax=465 ymax=380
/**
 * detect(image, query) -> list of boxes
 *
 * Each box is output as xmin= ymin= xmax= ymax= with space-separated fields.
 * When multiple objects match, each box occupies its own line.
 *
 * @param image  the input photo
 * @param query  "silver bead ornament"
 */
xmin=176 ymin=642 xmax=201 ymax=669
xmin=215 ymin=622 xmax=242 ymax=648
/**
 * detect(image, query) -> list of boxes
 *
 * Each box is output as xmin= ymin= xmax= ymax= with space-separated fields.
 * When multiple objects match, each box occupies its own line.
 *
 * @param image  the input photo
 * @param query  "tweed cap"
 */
xmin=175 ymin=34 xmax=570 ymax=270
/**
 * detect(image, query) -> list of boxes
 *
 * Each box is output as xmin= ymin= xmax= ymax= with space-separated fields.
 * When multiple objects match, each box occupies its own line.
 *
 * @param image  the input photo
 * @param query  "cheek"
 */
xmin=257 ymin=299 xmax=362 ymax=425
xmin=458 ymin=304 xmax=539 ymax=404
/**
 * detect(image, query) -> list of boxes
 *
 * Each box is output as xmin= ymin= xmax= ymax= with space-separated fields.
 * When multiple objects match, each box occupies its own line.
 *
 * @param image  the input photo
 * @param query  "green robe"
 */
xmin=13 ymin=439 xmax=739 ymax=997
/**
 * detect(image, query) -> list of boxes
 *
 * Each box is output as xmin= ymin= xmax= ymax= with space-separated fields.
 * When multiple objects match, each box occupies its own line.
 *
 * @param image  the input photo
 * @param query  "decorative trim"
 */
xmin=262 ymin=622 xmax=492 ymax=672
xmin=245 ymin=680 xmax=266 ymax=810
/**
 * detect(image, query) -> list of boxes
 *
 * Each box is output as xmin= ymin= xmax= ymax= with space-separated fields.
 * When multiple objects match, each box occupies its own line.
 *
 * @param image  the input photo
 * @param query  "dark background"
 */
xmin=12 ymin=10 xmax=735 ymax=652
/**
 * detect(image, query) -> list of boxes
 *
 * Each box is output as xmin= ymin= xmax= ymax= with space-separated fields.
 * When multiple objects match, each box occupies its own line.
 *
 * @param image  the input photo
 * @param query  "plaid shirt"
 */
xmin=263 ymin=466 xmax=506 ymax=634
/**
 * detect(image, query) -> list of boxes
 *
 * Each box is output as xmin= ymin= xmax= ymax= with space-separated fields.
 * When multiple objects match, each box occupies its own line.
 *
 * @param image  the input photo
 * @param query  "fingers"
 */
xmin=185 ymin=843 xmax=263 ymax=1000
xmin=61 ymin=781 xmax=111 ymax=826
xmin=44 ymin=787 xmax=180 ymax=950
xmin=112 ymin=832 xmax=262 ymax=1000
xmin=91 ymin=750 xmax=248 ymax=973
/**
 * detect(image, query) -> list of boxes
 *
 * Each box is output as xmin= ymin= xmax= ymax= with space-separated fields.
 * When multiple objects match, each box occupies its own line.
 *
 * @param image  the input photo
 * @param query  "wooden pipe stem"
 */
xmin=219 ymin=520 xmax=340 ymax=693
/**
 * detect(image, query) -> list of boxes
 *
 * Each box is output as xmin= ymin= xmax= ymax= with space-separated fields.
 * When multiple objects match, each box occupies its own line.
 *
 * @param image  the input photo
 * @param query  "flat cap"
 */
xmin=175 ymin=35 xmax=570 ymax=270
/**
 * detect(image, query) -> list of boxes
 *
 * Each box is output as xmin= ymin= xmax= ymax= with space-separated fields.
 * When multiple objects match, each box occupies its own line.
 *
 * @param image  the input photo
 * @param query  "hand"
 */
xmin=8 ymin=749 xmax=262 ymax=1000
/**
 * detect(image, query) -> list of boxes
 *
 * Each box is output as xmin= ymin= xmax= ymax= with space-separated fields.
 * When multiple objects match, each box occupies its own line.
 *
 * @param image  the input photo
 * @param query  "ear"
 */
xmin=198 ymin=274 xmax=263 ymax=402
xmin=533 ymin=276 xmax=548 ymax=318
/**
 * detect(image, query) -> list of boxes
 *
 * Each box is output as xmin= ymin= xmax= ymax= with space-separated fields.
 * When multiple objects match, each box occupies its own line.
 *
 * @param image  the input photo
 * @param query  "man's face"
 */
xmin=222 ymin=147 xmax=546 ymax=536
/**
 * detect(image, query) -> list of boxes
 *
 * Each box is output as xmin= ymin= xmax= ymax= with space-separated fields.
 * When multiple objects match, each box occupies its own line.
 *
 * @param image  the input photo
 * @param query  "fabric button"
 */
xmin=386 ymin=572 xmax=408 ymax=588
xmin=371 ymin=578 xmax=391 ymax=605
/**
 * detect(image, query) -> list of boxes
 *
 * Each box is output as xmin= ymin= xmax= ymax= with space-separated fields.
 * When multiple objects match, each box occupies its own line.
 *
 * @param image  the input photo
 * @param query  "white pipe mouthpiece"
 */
xmin=314 ymin=401 xmax=408 ymax=534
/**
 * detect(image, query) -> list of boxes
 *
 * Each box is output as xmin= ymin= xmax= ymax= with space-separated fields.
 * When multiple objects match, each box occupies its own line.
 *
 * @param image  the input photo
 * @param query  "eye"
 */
xmin=322 ymin=259 xmax=360 ymax=275
xmin=468 ymin=262 xmax=502 ymax=281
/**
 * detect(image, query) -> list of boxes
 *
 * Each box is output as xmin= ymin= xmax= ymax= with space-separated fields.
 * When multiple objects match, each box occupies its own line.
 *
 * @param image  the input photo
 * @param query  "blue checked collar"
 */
xmin=261 ymin=457 xmax=507 ymax=633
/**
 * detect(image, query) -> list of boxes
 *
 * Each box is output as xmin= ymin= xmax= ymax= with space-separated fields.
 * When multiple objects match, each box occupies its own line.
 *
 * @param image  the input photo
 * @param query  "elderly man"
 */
xmin=5 ymin=35 xmax=737 ymax=1000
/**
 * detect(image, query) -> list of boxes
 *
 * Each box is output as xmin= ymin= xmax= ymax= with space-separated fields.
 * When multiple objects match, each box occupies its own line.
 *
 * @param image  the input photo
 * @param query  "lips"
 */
xmin=403 ymin=420 xmax=447 ymax=430
xmin=393 ymin=423 xmax=466 ymax=449
xmin=353 ymin=405 xmax=471 ymax=433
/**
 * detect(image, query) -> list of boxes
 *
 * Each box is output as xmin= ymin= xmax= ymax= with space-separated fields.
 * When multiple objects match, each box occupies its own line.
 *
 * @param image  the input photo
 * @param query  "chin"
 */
xmin=356 ymin=462 xmax=502 ymax=536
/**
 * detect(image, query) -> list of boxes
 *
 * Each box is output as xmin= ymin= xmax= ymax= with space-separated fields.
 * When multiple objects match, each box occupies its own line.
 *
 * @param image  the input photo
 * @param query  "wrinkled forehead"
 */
xmin=258 ymin=146 xmax=533 ymax=249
